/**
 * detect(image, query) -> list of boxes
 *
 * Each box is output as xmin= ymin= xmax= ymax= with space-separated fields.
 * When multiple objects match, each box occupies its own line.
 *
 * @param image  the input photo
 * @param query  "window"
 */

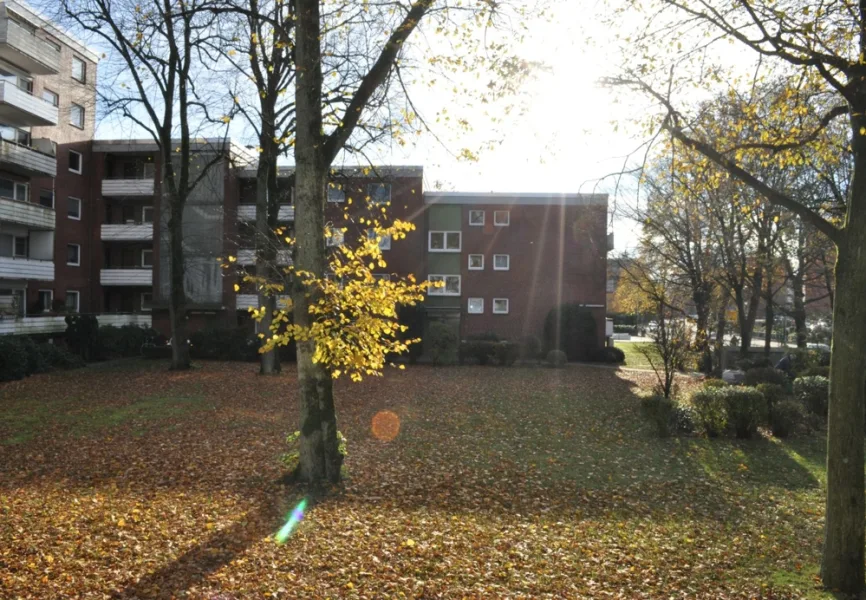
xmin=141 ymin=292 xmax=153 ymax=312
xmin=494 ymin=210 xmax=510 ymax=226
xmin=143 ymin=162 xmax=156 ymax=178
xmin=428 ymin=231 xmax=461 ymax=252
xmin=38 ymin=290 xmax=53 ymax=312
xmin=367 ymin=230 xmax=391 ymax=250
xmin=72 ymin=57 xmax=86 ymax=83
xmin=372 ymin=273 xmax=391 ymax=283
xmin=66 ymin=243 xmax=80 ymax=266
xmin=327 ymin=185 xmax=345 ymax=203
xmin=326 ymin=230 xmax=344 ymax=247
xmin=39 ymin=189 xmax=54 ymax=208
xmin=142 ymin=206 xmax=154 ymax=223
xmin=367 ymin=183 xmax=391 ymax=205
xmin=65 ymin=291 xmax=80 ymax=313
xmin=468 ymin=254 xmax=484 ymax=270
xmin=493 ymin=298 xmax=509 ymax=314
xmin=493 ymin=254 xmax=510 ymax=271
xmin=467 ymin=297 xmax=484 ymax=314
xmin=13 ymin=236 xmax=27 ymax=257
xmin=70 ymin=104 xmax=84 ymax=129
xmin=69 ymin=150 xmax=82 ymax=173
xmin=469 ymin=210 xmax=485 ymax=226
xmin=67 ymin=196 xmax=81 ymax=220
xmin=42 ymin=89 xmax=58 ymax=107
xmin=427 ymin=274 xmax=461 ymax=296
xmin=0 ymin=179 xmax=28 ymax=201
xmin=0 ymin=124 xmax=30 ymax=145
xmin=141 ymin=249 xmax=153 ymax=268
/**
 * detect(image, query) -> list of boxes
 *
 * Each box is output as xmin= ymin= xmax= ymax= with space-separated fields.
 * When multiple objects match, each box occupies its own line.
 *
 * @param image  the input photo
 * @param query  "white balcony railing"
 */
xmin=236 ymin=294 xmax=291 ymax=311
xmin=0 ymin=255 xmax=53 ymax=280
xmin=0 ymin=313 xmax=153 ymax=336
xmin=102 ymin=179 xmax=155 ymax=197
xmin=0 ymin=81 xmax=58 ymax=126
xmin=0 ymin=19 xmax=61 ymax=75
xmin=100 ymin=268 xmax=153 ymax=286
xmin=0 ymin=138 xmax=56 ymax=177
xmin=237 ymin=204 xmax=294 ymax=221
xmin=236 ymin=248 xmax=292 ymax=266
xmin=0 ymin=196 xmax=54 ymax=229
xmin=101 ymin=223 xmax=153 ymax=241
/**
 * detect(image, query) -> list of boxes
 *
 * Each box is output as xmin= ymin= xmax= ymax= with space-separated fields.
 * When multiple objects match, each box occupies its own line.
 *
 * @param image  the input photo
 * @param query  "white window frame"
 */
xmin=428 ymin=230 xmax=461 ymax=253
xmin=71 ymin=56 xmax=86 ymax=83
xmin=493 ymin=298 xmax=510 ymax=314
xmin=467 ymin=297 xmax=484 ymax=314
xmin=468 ymin=254 xmax=484 ymax=270
xmin=367 ymin=183 xmax=391 ymax=205
xmin=42 ymin=88 xmax=58 ymax=107
xmin=66 ymin=243 xmax=80 ymax=266
xmin=65 ymin=290 xmax=80 ymax=313
xmin=141 ymin=249 xmax=153 ymax=268
xmin=327 ymin=185 xmax=345 ymax=203
xmin=142 ymin=206 xmax=154 ymax=223
xmin=468 ymin=210 xmax=485 ymax=226
xmin=427 ymin=274 xmax=461 ymax=296
xmin=367 ymin=229 xmax=391 ymax=250
xmin=69 ymin=150 xmax=82 ymax=174
xmin=38 ymin=289 xmax=53 ymax=313
xmin=69 ymin=103 xmax=84 ymax=129
xmin=493 ymin=254 xmax=510 ymax=271
xmin=494 ymin=210 xmax=510 ymax=226
xmin=67 ymin=196 xmax=81 ymax=220
xmin=141 ymin=292 xmax=153 ymax=312
xmin=326 ymin=230 xmax=345 ymax=247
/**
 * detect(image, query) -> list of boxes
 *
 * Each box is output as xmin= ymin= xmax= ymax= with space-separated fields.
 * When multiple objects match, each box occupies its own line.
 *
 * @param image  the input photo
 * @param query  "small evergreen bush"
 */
xmin=702 ymin=378 xmax=727 ymax=389
xmin=546 ymin=349 xmax=567 ymax=368
xmin=640 ymin=395 xmax=674 ymax=437
xmin=723 ymin=386 xmax=767 ymax=439
xmin=543 ymin=304 xmax=599 ymax=361
xmin=588 ymin=346 xmax=625 ymax=363
xmin=38 ymin=344 xmax=85 ymax=370
xmin=189 ymin=327 xmax=259 ymax=361
xmin=770 ymin=399 xmax=806 ymax=438
xmin=691 ymin=388 xmax=728 ymax=437
xmin=756 ymin=383 xmax=786 ymax=412
xmin=519 ymin=335 xmax=542 ymax=362
xmin=794 ymin=376 xmax=829 ymax=416
xmin=18 ymin=336 xmax=49 ymax=375
xmin=426 ymin=321 xmax=458 ymax=365
xmin=0 ymin=338 xmax=28 ymax=382
xmin=98 ymin=325 xmax=159 ymax=358
xmin=743 ymin=367 xmax=789 ymax=388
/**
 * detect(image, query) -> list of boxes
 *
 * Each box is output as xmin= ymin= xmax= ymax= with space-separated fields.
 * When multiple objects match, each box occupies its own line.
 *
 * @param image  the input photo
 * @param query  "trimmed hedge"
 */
xmin=588 ymin=346 xmax=625 ymax=364
xmin=546 ymin=349 xmax=567 ymax=368
xmin=0 ymin=337 xmax=83 ymax=382
xmin=702 ymin=378 xmax=727 ymax=389
xmin=543 ymin=304 xmax=599 ymax=361
xmin=770 ymin=400 xmax=806 ymax=438
xmin=640 ymin=395 xmax=695 ymax=437
xmin=189 ymin=327 xmax=260 ymax=362
xmin=519 ymin=336 xmax=542 ymax=362
xmin=426 ymin=322 xmax=458 ymax=365
xmin=98 ymin=325 xmax=160 ymax=359
xmin=458 ymin=339 xmax=519 ymax=366
xmin=794 ymin=376 xmax=829 ymax=416
xmin=691 ymin=388 xmax=728 ymax=437
xmin=756 ymin=383 xmax=786 ymax=412
xmin=742 ymin=367 xmax=789 ymax=388
xmin=724 ymin=386 xmax=767 ymax=439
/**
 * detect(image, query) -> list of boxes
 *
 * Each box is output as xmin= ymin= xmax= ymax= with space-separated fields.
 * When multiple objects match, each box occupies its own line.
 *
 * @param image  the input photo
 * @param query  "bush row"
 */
xmin=0 ymin=337 xmax=84 ymax=382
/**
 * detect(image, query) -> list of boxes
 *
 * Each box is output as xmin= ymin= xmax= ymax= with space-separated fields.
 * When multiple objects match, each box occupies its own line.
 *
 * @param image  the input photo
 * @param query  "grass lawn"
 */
xmin=0 ymin=360 xmax=831 ymax=598
xmin=616 ymin=341 xmax=662 ymax=370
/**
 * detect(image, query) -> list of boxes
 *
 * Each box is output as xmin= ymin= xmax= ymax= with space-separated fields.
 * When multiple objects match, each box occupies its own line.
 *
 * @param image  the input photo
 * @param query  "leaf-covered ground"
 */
xmin=0 ymin=360 xmax=832 ymax=598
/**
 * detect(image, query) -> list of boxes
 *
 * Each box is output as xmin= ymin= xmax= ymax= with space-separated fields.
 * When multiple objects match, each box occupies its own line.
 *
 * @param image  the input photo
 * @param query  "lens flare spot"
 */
xmin=371 ymin=410 xmax=401 ymax=442
xmin=274 ymin=498 xmax=307 ymax=544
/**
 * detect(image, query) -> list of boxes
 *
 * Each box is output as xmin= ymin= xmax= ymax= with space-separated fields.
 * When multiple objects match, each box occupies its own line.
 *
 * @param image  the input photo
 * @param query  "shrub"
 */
xmin=466 ymin=331 xmax=500 ymax=342
xmin=141 ymin=343 xmax=172 ymax=360
xmin=803 ymin=365 xmax=830 ymax=378
xmin=0 ymin=338 xmax=28 ymax=382
xmin=691 ymin=388 xmax=728 ymax=437
xmin=794 ymin=376 xmax=829 ymax=416
xmin=756 ymin=383 xmax=786 ymax=412
xmin=98 ymin=325 xmax=159 ymax=359
xmin=546 ymin=349 xmax=567 ymax=368
xmin=426 ymin=321 xmax=458 ymax=365
xmin=519 ymin=335 xmax=542 ymax=362
xmin=18 ymin=336 xmax=49 ymax=375
xmin=397 ymin=305 xmax=425 ymax=365
xmin=493 ymin=341 xmax=519 ymax=366
xmin=613 ymin=324 xmax=638 ymax=335
xmin=641 ymin=395 xmax=674 ymax=437
xmin=702 ymin=378 xmax=727 ymax=389
xmin=65 ymin=314 xmax=100 ymax=361
xmin=770 ymin=399 xmax=806 ymax=438
xmin=38 ymin=343 xmax=85 ymax=370
xmin=672 ymin=402 xmax=696 ymax=434
xmin=190 ymin=327 xmax=259 ymax=361
xmin=723 ymin=386 xmax=768 ymax=439
xmin=742 ymin=367 xmax=789 ymax=388
xmin=543 ymin=304 xmax=599 ymax=361
xmin=459 ymin=340 xmax=495 ymax=365
xmin=588 ymin=346 xmax=625 ymax=364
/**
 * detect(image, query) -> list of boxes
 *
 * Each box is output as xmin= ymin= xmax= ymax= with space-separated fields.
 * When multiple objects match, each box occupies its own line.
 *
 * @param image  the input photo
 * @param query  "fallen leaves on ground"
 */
xmin=0 ymin=360 xmax=830 ymax=598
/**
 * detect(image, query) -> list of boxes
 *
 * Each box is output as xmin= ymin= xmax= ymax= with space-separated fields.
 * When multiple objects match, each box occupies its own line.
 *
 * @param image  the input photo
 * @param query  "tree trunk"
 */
xmin=167 ymin=194 xmax=190 ymax=370
xmin=255 ymin=143 xmax=279 ymax=375
xmin=714 ymin=301 xmax=727 ymax=374
xmin=293 ymin=0 xmax=342 ymax=484
xmin=764 ymin=293 xmax=773 ymax=356
xmin=821 ymin=104 xmax=866 ymax=592
xmin=693 ymin=287 xmax=712 ymax=373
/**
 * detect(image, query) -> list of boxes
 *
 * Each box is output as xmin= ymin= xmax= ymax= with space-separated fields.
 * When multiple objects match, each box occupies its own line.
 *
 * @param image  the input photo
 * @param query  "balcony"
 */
xmin=101 ymin=223 xmax=153 ymax=241
xmin=0 ymin=256 xmax=53 ymax=280
xmin=237 ymin=204 xmax=294 ymax=221
xmin=0 ymin=196 xmax=54 ymax=229
xmin=236 ymin=294 xmax=290 ymax=311
xmin=0 ymin=19 xmax=61 ymax=75
xmin=0 ymin=313 xmax=153 ymax=336
xmin=102 ymin=179 xmax=155 ymax=197
xmin=0 ymin=81 xmax=57 ymax=126
xmin=97 ymin=313 xmax=153 ymax=328
xmin=0 ymin=138 xmax=56 ymax=177
xmin=236 ymin=248 xmax=292 ymax=266
xmin=100 ymin=268 xmax=152 ymax=286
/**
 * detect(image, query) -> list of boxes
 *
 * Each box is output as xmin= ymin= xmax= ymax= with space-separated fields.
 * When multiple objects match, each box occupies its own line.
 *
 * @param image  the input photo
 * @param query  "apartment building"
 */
xmin=0 ymin=0 xmax=100 ymax=334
